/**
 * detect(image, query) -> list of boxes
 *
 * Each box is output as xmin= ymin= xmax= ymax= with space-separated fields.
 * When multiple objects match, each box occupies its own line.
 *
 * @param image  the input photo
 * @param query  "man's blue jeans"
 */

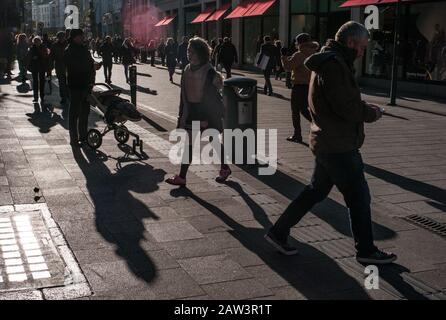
xmin=271 ymin=149 xmax=378 ymax=256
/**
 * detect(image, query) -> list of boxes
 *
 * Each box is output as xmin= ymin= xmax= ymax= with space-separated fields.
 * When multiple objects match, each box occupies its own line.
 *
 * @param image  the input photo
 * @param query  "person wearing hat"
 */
xmin=282 ymin=33 xmax=319 ymax=143
xmin=64 ymin=29 xmax=99 ymax=147
xmin=50 ymin=31 xmax=69 ymax=104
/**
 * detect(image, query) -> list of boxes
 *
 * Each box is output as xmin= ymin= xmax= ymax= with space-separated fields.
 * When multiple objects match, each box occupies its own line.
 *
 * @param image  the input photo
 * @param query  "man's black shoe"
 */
xmin=264 ymin=231 xmax=298 ymax=256
xmin=356 ymin=250 xmax=397 ymax=265
xmin=287 ymin=135 xmax=302 ymax=143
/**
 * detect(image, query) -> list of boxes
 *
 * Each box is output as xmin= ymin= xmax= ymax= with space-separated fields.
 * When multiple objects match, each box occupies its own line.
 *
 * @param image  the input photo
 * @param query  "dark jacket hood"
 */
xmin=304 ymin=39 xmax=357 ymax=73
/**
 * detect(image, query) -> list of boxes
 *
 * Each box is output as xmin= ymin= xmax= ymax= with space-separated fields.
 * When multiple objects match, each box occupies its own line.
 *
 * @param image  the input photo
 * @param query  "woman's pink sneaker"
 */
xmin=216 ymin=168 xmax=231 ymax=183
xmin=165 ymin=175 xmax=186 ymax=186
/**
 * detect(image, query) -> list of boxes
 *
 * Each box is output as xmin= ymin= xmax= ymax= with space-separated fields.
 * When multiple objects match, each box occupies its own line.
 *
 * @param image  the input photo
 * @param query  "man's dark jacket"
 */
xmin=304 ymin=39 xmax=377 ymax=155
xmin=27 ymin=44 xmax=50 ymax=73
xmin=99 ymin=42 xmax=114 ymax=64
xmin=64 ymin=42 xmax=95 ymax=90
xmin=218 ymin=42 xmax=238 ymax=65
xmin=257 ymin=43 xmax=278 ymax=71
xmin=177 ymin=42 xmax=189 ymax=65
xmin=50 ymin=40 xmax=67 ymax=71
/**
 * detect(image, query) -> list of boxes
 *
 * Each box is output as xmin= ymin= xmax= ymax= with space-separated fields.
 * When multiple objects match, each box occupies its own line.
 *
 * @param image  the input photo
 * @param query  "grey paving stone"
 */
xmin=224 ymin=247 xmax=266 ymax=267
xmin=245 ymin=265 xmax=290 ymax=289
xmin=160 ymin=237 xmax=223 ymax=259
xmin=82 ymin=260 xmax=155 ymax=294
xmin=185 ymin=214 xmax=233 ymax=234
xmin=269 ymin=286 xmax=306 ymax=300
xmin=202 ymin=278 xmax=274 ymax=300
xmin=58 ymin=219 xmax=116 ymax=250
xmin=145 ymin=220 xmax=204 ymax=242
xmin=178 ymin=254 xmax=252 ymax=285
xmin=0 ymin=290 xmax=43 ymax=300
xmin=205 ymin=231 xmax=243 ymax=250
xmin=143 ymin=267 xmax=206 ymax=299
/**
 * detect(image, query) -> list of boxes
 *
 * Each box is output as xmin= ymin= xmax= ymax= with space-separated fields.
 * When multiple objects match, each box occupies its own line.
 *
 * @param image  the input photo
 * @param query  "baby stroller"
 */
xmin=86 ymin=83 xmax=144 ymax=155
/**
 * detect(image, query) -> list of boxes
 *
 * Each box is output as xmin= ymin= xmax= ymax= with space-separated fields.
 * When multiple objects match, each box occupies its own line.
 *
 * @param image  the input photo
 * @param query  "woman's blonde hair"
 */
xmin=188 ymin=37 xmax=211 ymax=64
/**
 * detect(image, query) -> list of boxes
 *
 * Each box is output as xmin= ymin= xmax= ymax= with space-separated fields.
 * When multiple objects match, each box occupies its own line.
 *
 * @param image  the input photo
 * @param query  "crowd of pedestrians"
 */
xmin=0 ymin=21 xmax=397 ymax=265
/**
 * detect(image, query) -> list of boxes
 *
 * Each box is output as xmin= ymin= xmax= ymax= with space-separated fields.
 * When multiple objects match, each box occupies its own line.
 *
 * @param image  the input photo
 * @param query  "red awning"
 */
xmin=161 ymin=15 xmax=177 ymax=26
xmin=225 ymin=1 xmax=257 ymax=19
xmin=191 ymin=7 xmax=215 ymax=24
xmin=205 ymin=3 xmax=231 ymax=22
xmin=340 ymin=0 xmax=415 ymax=7
xmin=225 ymin=0 xmax=276 ymax=19
xmin=154 ymin=17 xmax=168 ymax=27
xmin=244 ymin=0 xmax=276 ymax=17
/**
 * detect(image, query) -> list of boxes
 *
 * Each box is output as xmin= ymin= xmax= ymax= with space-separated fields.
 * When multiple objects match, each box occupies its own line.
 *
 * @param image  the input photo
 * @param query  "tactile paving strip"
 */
xmin=0 ymin=211 xmax=66 ymax=292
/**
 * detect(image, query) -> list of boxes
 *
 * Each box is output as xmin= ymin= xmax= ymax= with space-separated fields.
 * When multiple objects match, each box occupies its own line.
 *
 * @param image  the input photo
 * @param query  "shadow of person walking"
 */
xmin=169 ymin=183 xmax=373 ymax=299
xmin=26 ymin=106 xmax=65 ymax=133
xmin=72 ymin=145 xmax=166 ymax=283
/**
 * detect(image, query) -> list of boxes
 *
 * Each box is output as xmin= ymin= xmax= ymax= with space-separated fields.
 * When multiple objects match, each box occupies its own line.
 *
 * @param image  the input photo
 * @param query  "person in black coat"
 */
xmin=50 ymin=31 xmax=69 ymax=104
xmin=217 ymin=37 xmax=238 ymax=78
xmin=64 ymin=29 xmax=99 ymax=147
xmin=257 ymin=36 xmax=279 ymax=96
xmin=165 ymin=38 xmax=177 ymax=82
xmin=121 ymin=38 xmax=136 ymax=83
xmin=177 ymin=36 xmax=189 ymax=70
xmin=27 ymin=36 xmax=51 ymax=105
xmin=99 ymin=36 xmax=114 ymax=84
xmin=157 ymin=38 xmax=166 ymax=66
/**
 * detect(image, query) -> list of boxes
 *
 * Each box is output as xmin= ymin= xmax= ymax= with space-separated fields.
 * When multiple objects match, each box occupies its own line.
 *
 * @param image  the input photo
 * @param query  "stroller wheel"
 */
xmin=87 ymin=129 xmax=102 ymax=149
xmin=114 ymin=126 xmax=130 ymax=144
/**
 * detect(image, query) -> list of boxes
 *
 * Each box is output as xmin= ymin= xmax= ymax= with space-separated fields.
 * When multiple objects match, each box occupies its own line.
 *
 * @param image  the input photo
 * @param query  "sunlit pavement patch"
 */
xmin=0 ymin=204 xmax=91 ymax=300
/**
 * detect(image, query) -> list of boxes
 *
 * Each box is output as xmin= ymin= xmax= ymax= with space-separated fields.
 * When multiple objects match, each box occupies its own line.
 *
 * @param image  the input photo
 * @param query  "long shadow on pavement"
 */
xmin=73 ymin=146 xmax=166 ymax=283
xmin=110 ymin=83 xmax=158 ymax=96
xmin=170 ymin=183 xmax=372 ymax=299
xmin=365 ymin=164 xmax=446 ymax=213
xmin=237 ymin=165 xmax=396 ymax=241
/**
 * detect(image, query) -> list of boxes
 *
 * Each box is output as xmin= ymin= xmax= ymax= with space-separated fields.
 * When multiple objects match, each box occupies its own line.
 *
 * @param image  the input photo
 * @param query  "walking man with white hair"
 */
xmin=265 ymin=21 xmax=397 ymax=265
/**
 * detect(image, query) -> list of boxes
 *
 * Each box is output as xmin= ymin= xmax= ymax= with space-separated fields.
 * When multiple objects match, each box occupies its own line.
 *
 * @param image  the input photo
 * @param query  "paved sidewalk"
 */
xmin=0 ymin=61 xmax=445 ymax=300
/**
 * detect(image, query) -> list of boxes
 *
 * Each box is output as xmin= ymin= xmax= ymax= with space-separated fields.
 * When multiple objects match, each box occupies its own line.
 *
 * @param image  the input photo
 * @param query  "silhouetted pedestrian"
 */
xmin=265 ymin=22 xmax=397 ymax=266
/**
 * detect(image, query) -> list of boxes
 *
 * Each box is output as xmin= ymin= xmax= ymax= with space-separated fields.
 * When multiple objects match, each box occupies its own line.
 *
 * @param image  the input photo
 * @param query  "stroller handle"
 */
xmin=93 ymin=83 xmax=113 ymax=90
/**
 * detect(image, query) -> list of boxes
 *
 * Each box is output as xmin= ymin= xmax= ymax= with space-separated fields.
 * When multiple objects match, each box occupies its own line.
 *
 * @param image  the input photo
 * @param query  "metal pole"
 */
xmin=388 ymin=0 xmax=401 ymax=106
xmin=130 ymin=65 xmax=137 ymax=106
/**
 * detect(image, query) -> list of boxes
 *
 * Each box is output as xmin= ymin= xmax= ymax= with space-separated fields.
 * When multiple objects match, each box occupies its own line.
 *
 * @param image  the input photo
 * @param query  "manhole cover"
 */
xmin=0 ymin=204 xmax=91 ymax=299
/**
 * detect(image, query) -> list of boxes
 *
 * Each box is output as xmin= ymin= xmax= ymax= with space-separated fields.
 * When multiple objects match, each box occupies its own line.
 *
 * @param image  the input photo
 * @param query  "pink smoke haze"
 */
xmin=122 ymin=2 xmax=162 ymax=44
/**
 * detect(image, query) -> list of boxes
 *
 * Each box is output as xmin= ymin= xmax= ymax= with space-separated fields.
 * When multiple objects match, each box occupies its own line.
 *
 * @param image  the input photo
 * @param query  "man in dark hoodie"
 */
xmin=64 ymin=29 xmax=98 ymax=147
xmin=265 ymin=22 xmax=396 ymax=265
xmin=282 ymin=33 xmax=319 ymax=142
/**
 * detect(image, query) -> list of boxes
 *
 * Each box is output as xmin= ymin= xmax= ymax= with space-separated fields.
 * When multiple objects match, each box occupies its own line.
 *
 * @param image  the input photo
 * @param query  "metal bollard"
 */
xmin=129 ymin=65 xmax=137 ymax=107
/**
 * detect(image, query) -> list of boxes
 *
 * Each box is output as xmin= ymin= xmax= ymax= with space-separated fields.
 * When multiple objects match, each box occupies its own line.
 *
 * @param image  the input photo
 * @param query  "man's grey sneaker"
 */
xmin=356 ymin=250 xmax=397 ymax=265
xmin=264 ymin=231 xmax=298 ymax=256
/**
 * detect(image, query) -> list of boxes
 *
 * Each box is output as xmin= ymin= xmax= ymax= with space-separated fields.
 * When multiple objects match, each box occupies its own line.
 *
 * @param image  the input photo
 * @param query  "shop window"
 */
xmin=243 ymin=17 xmax=262 ymax=64
xmin=263 ymin=16 xmax=280 ymax=41
xmin=290 ymin=14 xmax=317 ymax=40
xmin=405 ymin=2 xmax=446 ymax=82
xmin=206 ymin=21 xmax=217 ymax=42
xmin=291 ymin=0 xmax=318 ymax=14
xmin=364 ymin=6 xmax=398 ymax=80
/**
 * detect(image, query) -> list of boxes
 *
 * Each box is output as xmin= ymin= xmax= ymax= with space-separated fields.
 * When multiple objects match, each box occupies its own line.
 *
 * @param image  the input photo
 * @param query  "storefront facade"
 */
xmin=153 ymin=0 xmax=445 ymax=97
xmin=349 ymin=0 xmax=446 ymax=92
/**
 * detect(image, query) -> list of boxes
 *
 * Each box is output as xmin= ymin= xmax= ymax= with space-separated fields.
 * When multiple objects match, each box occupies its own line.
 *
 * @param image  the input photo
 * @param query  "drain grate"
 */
xmin=403 ymin=214 xmax=446 ymax=238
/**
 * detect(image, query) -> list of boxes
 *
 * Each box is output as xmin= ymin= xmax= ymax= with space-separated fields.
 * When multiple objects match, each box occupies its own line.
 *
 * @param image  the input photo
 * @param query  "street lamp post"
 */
xmin=388 ymin=0 xmax=402 ymax=106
